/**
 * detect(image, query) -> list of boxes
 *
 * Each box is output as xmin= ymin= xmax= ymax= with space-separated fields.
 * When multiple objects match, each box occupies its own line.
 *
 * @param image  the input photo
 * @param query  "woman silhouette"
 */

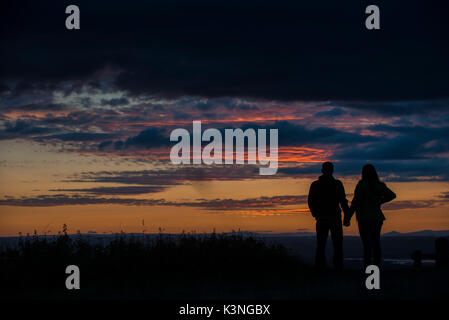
xmin=344 ymin=164 xmax=396 ymax=267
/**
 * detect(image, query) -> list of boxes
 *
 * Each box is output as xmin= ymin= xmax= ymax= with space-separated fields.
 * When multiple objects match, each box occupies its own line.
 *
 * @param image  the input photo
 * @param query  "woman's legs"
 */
xmin=358 ymin=221 xmax=383 ymax=267
xmin=358 ymin=222 xmax=373 ymax=267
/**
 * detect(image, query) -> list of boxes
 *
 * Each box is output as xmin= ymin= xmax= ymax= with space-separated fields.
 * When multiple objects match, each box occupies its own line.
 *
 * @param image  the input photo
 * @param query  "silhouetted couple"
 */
xmin=308 ymin=162 xmax=396 ymax=270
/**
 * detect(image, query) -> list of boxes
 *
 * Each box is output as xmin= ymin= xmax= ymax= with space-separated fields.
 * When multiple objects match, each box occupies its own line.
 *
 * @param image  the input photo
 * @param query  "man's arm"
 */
xmin=308 ymin=182 xmax=317 ymax=218
xmin=344 ymin=183 xmax=359 ymax=224
xmin=337 ymin=180 xmax=349 ymax=216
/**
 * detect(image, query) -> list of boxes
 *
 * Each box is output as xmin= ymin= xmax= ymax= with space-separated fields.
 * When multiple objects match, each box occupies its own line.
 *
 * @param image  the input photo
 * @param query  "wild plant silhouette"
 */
xmin=0 ymin=226 xmax=448 ymax=300
xmin=0 ymin=227 xmax=305 ymax=299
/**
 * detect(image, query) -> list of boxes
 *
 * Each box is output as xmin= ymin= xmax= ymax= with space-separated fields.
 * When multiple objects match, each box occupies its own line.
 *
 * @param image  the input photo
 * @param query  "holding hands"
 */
xmin=343 ymin=207 xmax=354 ymax=227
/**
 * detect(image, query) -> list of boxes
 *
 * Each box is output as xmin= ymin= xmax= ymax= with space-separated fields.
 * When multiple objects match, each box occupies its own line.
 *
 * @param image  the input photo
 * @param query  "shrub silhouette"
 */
xmin=1 ymin=227 xmax=448 ymax=299
xmin=0 ymin=228 xmax=305 ymax=298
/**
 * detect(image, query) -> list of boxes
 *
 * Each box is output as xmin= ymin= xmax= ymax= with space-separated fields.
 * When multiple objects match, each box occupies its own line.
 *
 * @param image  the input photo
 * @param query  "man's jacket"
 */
xmin=308 ymin=175 xmax=349 ymax=221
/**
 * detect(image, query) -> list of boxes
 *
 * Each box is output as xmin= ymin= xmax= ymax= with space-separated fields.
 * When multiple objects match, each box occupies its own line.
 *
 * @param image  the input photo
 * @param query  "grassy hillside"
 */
xmin=0 ymin=230 xmax=447 ymax=300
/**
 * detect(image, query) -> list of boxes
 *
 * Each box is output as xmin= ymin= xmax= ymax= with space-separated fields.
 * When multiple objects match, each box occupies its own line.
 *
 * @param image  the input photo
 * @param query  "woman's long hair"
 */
xmin=361 ymin=164 xmax=380 ymax=183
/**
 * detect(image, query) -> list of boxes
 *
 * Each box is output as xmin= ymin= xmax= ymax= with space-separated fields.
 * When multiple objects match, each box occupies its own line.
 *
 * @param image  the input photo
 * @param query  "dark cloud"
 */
xmin=193 ymin=102 xmax=214 ymax=111
xmin=99 ymin=120 xmax=379 ymax=151
xmin=98 ymin=140 xmax=113 ymax=150
xmin=50 ymin=186 xmax=167 ymax=195
xmin=2 ymin=190 xmax=447 ymax=215
xmin=336 ymin=136 xmax=428 ymax=160
xmin=173 ymin=111 xmax=192 ymax=120
xmin=123 ymin=127 xmax=169 ymax=148
xmin=73 ymin=156 xmax=449 ymax=186
xmin=314 ymin=108 xmax=348 ymax=117
xmin=38 ymin=132 xmax=116 ymax=142
xmin=382 ymin=200 xmax=442 ymax=211
xmin=0 ymin=103 xmax=66 ymax=112
xmin=216 ymin=99 xmax=260 ymax=111
xmin=279 ymin=159 xmax=449 ymax=182
xmin=176 ymin=195 xmax=307 ymax=211
xmin=335 ymin=100 xmax=449 ymax=116
xmin=369 ymin=124 xmax=449 ymax=138
xmin=41 ymin=111 xmax=101 ymax=126
xmin=1 ymin=0 xmax=447 ymax=101
xmin=245 ymin=121 xmax=379 ymax=146
xmin=100 ymin=97 xmax=129 ymax=106
xmin=0 ymin=194 xmax=166 ymax=207
xmin=69 ymin=166 xmax=268 ymax=188
xmin=335 ymin=124 xmax=449 ymax=160
xmin=0 ymin=120 xmax=57 ymax=139
xmin=0 ymin=193 xmax=307 ymax=211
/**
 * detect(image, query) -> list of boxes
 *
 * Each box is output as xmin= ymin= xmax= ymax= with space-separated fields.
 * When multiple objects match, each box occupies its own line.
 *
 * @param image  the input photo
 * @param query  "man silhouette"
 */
xmin=308 ymin=162 xmax=349 ymax=271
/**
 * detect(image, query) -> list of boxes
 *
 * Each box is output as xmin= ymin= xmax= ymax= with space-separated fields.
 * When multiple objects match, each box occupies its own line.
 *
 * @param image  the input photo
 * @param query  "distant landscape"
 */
xmin=1 ymin=229 xmax=448 ymax=300
xmin=2 ymin=229 xmax=447 ymax=268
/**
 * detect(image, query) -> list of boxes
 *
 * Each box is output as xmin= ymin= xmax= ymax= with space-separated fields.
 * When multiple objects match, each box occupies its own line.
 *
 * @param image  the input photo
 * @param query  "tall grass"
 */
xmin=0 ymin=226 xmax=305 ymax=298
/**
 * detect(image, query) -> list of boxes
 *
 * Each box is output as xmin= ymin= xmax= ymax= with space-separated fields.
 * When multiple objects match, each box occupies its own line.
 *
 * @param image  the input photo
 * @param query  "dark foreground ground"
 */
xmin=0 ymin=232 xmax=448 ymax=300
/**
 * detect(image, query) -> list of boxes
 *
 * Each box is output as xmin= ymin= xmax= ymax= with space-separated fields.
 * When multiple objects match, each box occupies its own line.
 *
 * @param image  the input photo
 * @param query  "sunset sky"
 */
xmin=1 ymin=1 xmax=448 ymax=236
